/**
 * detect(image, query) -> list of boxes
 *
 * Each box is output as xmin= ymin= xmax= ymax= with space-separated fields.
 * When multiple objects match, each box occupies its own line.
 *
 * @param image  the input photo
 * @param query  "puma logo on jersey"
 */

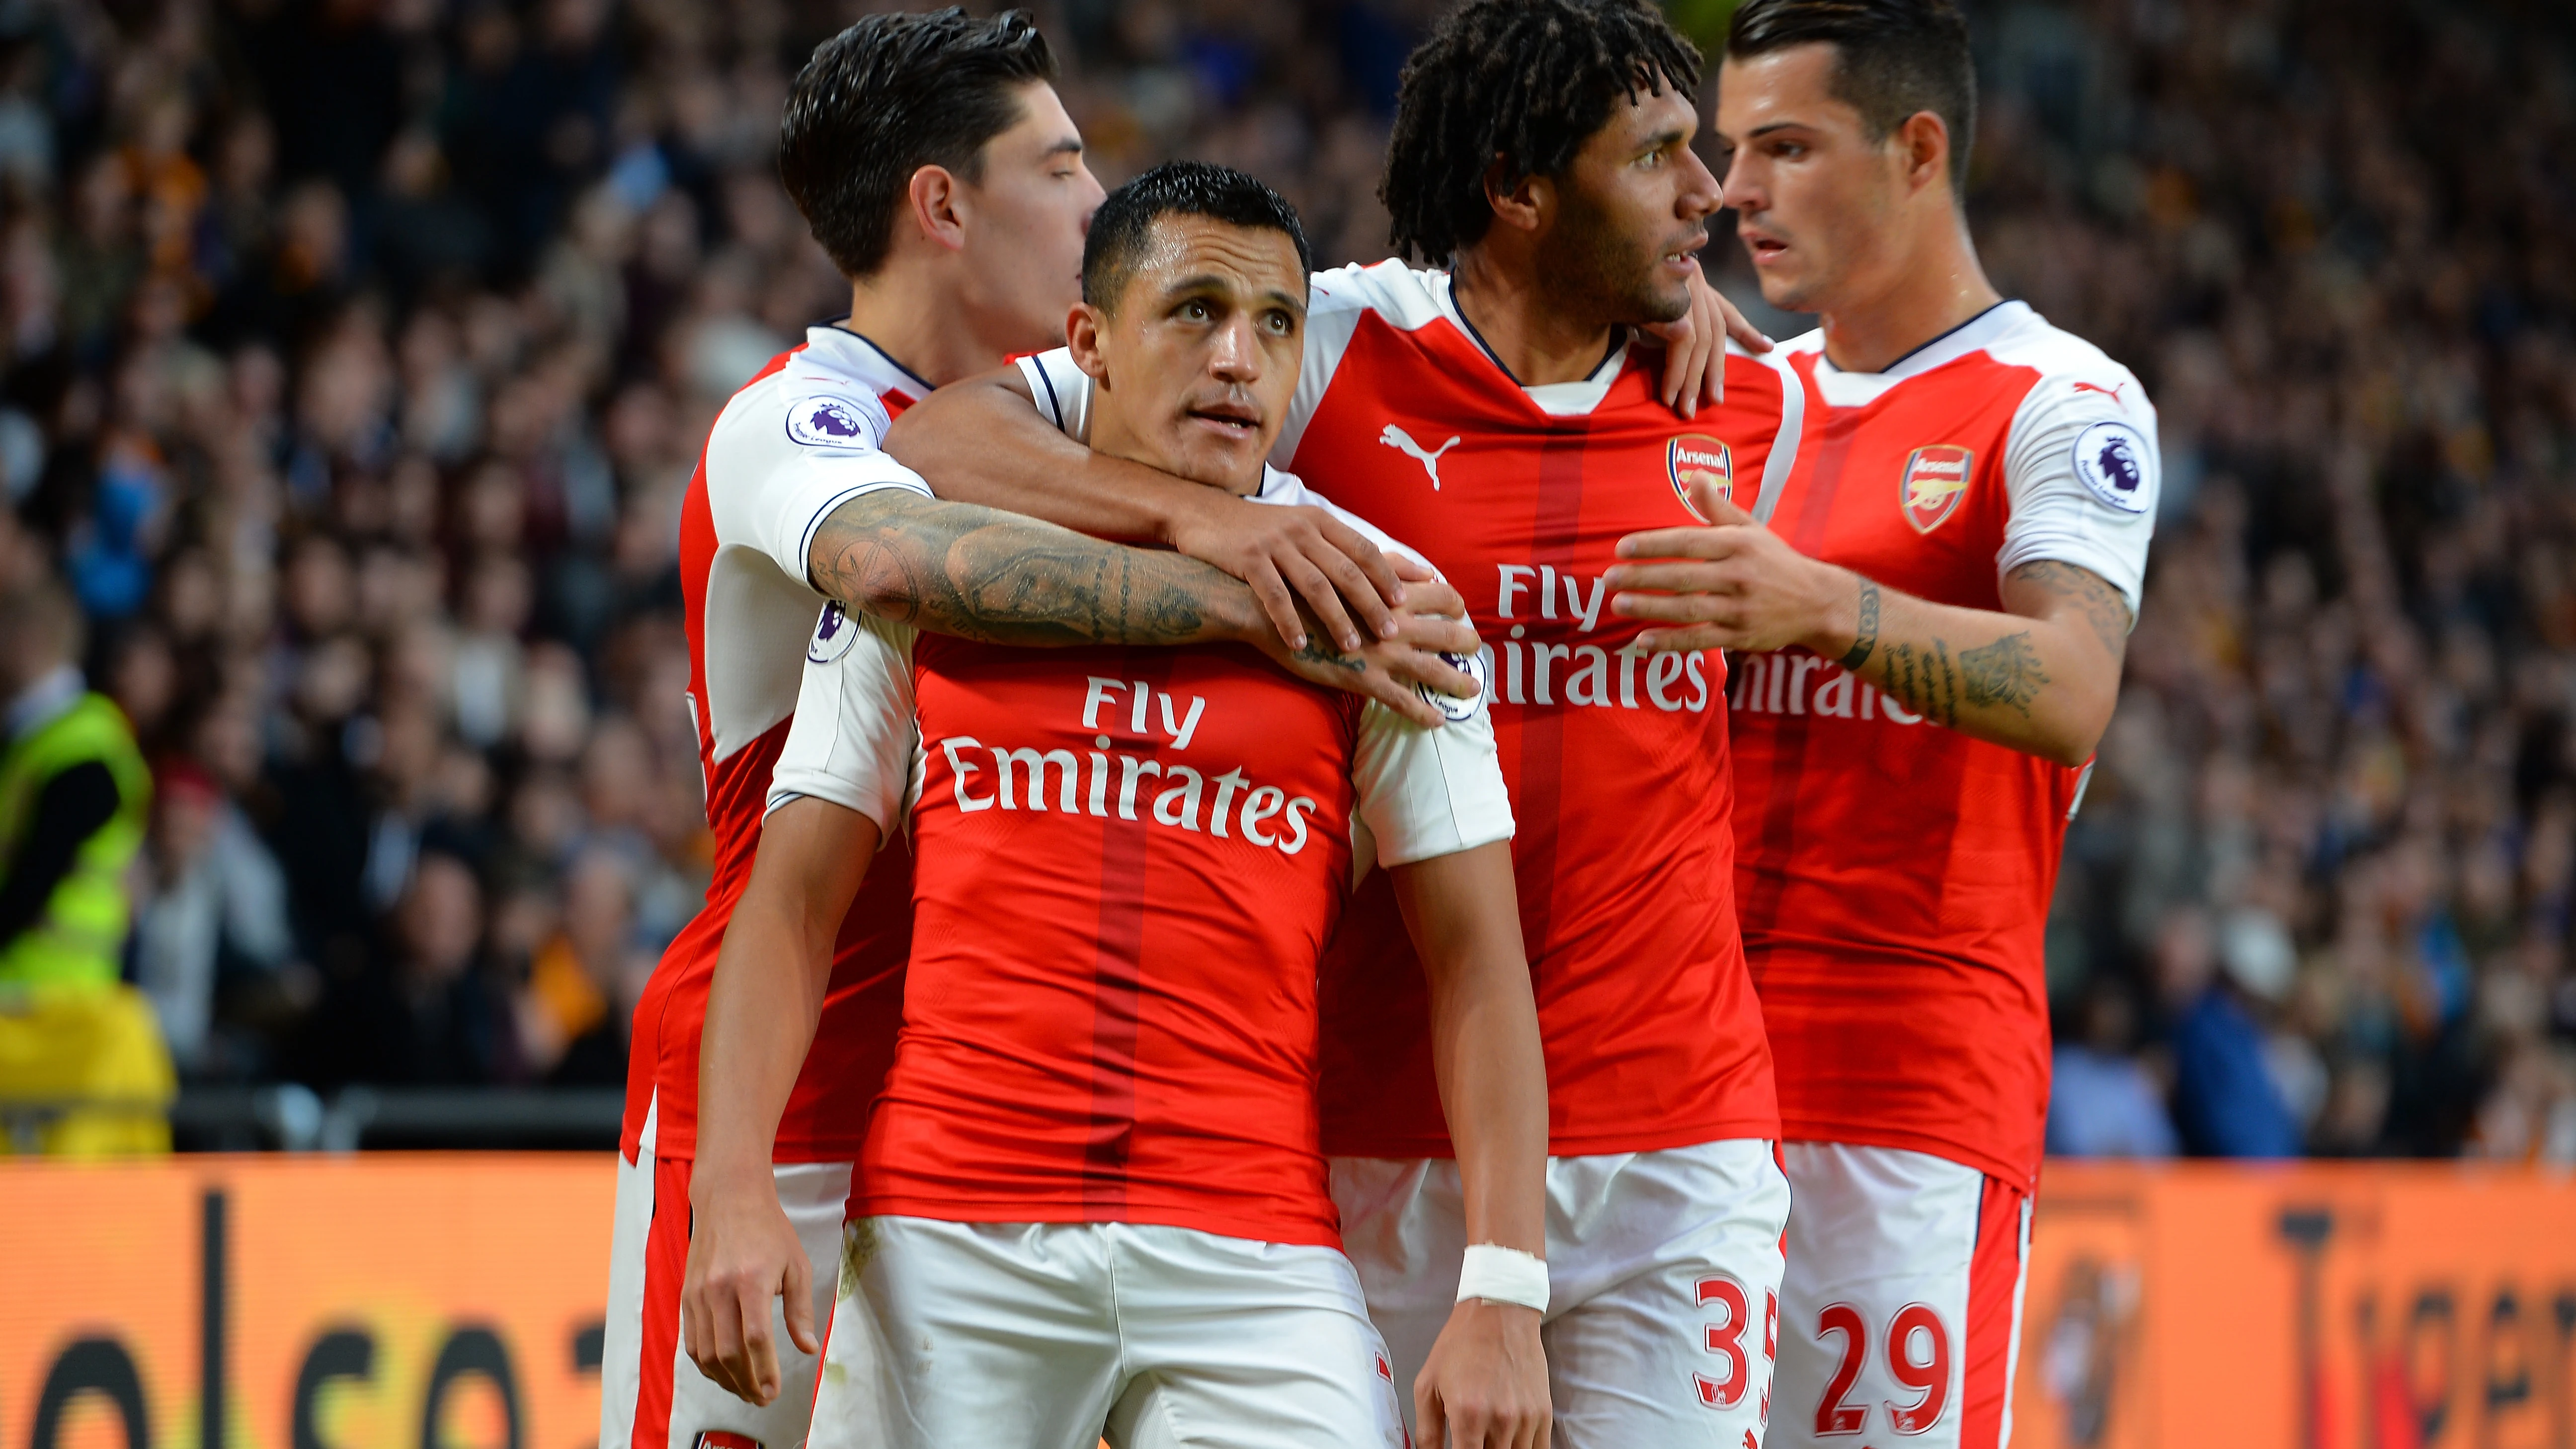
xmin=1379 ymin=424 xmax=1461 ymax=488
xmin=1898 ymin=445 xmax=1974 ymax=533
xmin=2072 ymin=380 xmax=2127 ymax=404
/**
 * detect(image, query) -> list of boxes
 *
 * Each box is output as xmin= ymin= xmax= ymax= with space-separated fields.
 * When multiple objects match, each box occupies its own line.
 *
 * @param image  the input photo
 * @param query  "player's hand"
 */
xmin=1605 ymin=480 xmax=1851 ymax=654
xmin=1165 ymin=488 xmax=1409 ymax=655
xmin=1641 ymin=262 xmax=1773 ymax=418
xmin=1415 ymin=1298 xmax=1552 ymax=1449
xmin=1253 ymin=557 xmax=1482 ymax=727
xmin=680 ymin=1171 xmax=818 ymax=1407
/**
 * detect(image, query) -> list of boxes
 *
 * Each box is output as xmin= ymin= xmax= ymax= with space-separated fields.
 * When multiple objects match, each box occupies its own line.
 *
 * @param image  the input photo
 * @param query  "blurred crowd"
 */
xmin=1991 ymin=0 xmax=2576 ymax=1162
xmin=0 ymin=0 xmax=2565 ymax=1158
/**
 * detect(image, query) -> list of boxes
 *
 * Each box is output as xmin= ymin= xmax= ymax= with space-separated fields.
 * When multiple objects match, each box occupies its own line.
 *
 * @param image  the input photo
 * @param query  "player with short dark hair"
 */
xmin=601 ymin=15 xmax=1483 ymax=1449
xmin=778 ymin=9 xmax=1059 ymax=279
xmin=712 ymin=160 xmax=1551 ymax=1449
xmin=890 ymin=1 xmax=1807 ymax=1442
xmin=1723 ymin=0 xmax=1975 ymax=196
xmin=1603 ymin=2 xmax=2159 ymax=1445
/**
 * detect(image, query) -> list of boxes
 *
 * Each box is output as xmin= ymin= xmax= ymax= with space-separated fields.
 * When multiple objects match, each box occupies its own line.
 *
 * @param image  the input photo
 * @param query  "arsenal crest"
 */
xmin=1666 ymin=434 xmax=1734 ymax=520
xmin=1898 ymin=445 xmax=1973 ymax=533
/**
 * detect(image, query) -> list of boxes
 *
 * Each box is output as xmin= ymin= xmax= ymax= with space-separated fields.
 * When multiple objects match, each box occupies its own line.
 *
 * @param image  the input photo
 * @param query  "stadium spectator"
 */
xmin=0 ymin=0 xmax=2566 ymax=1161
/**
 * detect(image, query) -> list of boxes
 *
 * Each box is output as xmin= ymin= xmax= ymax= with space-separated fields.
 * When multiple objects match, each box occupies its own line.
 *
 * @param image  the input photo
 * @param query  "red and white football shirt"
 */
xmin=620 ymin=325 xmax=938 ymax=1167
xmin=769 ymin=468 xmax=1515 ymax=1248
xmin=1019 ymin=260 xmax=1804 ymax=1158
xmin=1731 ymin=301 xmax=2159 ymax=1189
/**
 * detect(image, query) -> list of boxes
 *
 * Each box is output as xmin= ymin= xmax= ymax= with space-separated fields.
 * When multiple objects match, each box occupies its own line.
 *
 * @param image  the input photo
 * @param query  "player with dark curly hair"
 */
xmin=893 ymin=0 xmax=1807 ymax=1442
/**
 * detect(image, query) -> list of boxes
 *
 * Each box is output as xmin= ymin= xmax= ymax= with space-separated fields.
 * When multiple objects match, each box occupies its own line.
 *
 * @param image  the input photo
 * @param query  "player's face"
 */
xmin=1542 ymin=84 xmax=1722 ymax=327
xmin=1071 ymin=215 xmax=1305 ymax=496
xmin=1715 ymin=44 xmax=1906 ymax=314
xmin=955 ymin=82 xmax=1107 ymax=352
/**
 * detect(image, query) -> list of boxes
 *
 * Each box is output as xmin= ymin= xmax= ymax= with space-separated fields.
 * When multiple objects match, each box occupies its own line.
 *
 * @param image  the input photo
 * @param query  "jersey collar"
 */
xmin=1799 ymin=301 xmax=2032 ymax=408
xmin=802 ymin=322 xmax=934 ymax=403
xmin=1433 ymin=271 xmax=1630 ymax=418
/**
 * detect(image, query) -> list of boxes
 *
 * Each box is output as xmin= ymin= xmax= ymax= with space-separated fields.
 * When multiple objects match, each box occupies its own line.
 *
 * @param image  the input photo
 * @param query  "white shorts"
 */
xmin=808 ymin=1215 xmax=1407 ymax=1449
xmin=1332 ymin=1137 xmax=1791 ymax=1448
xmin=1769 ymin=1142 xmax=2033 ymax=1449
xmin=598 ymin=1095 xmax=858 ymax=1449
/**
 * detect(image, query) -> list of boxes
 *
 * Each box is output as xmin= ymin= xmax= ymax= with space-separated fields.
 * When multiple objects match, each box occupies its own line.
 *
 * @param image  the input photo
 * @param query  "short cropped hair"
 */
xmin=1726 ymin=0 xmax=1977 ymax=196
xmin=1081 ymin=161 xmax=1313 ymax=313
xmin=779 ymin=8 xmax=1056 ymax=279
xmin=1381 ymin=0 xmax=1702 ymax=264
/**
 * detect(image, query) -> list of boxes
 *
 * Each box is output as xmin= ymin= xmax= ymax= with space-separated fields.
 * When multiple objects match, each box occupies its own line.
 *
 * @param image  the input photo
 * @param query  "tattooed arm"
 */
xmin=1603 ymin=488 xmax=2130 ymax=766
xmin=807 ymin=487 xmax=1482 ymax=727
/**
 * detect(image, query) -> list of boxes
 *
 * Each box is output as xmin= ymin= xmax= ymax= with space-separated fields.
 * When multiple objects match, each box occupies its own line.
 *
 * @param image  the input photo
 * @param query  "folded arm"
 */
xmin=883 ymin=365 xmax=1408 ymax=655
xmin=682 ymin=797 xmax=880 ymax=1407
xmin=1391 ymin=841 xmax=1552 ymax=1449
xmin=1608 ymin=490 xmax=2129 ymax=766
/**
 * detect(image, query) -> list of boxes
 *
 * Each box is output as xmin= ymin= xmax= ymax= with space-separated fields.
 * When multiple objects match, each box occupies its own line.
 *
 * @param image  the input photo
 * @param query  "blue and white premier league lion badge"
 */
xmin=784 ymin=393 xmax=886 ymax=449
xmin=808 ymin=601 xmax=858 ymax=663
xmin=2071 ymin=419 xmax=2156 ymax=514
xmin=1416 ymin=649 xmax=1490 ymax=723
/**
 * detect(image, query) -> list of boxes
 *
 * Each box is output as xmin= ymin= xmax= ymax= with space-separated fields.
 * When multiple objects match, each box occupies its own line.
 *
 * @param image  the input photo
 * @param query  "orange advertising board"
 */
xmin=2014 ymin=1163 xmax=2576 ymax=1449
xmin=1 ymin=1156 xmax=2572 ymax=1449
xmin=1 ymin=1155 xmax=613 ymax=1449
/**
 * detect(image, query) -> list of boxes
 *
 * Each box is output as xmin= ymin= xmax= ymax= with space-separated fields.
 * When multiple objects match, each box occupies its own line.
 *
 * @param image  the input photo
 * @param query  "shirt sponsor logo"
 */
xmin=808 ymin=601 xmax=857 ymax=663
xmin=1378 ymin=423 xmax=1461 ymax=489
xmin=1492 ymin=564 xmax=1714 ymax=713
xmin=1667 ymin=433 xmax=1734 ymax=520
xmin=1728 ymin=651 xmax=1923 ymax=724
xmin=1899 ymin=445 xmax=1974 ymax=534
xmin=2071 ymin=420 xmax=2154 ymax=514
xmin=784 ymin=393 xmax=883 ymax=448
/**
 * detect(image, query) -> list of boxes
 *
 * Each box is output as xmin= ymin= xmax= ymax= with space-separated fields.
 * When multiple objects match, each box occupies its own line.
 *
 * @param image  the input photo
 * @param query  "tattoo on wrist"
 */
xmin=1839 ymin=580 xmax=1881 ymax=671
xmin=1291 ymin=635 xmax=1366 ymax=673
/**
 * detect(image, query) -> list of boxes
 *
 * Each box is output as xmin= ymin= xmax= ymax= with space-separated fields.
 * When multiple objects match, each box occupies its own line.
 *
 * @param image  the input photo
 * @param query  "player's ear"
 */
xmin=1065 ymin=302 xmax=1111 ymax=383
xmin=1894 ymin=111 xmax=1949 ymax=198
xmin=908 ymin=164 xmax=967 ymax=253
xmin=1483 ymin=157 xmax=1547 ymax=236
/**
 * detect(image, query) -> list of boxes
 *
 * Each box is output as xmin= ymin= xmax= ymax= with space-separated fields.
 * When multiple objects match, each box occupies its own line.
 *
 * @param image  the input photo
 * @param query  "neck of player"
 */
xmin=1449 ymin=245 xmax=1622 ymax=389
xmin=1816 ymin=206 xmax=2002 ymax=376
xmin=841 ymin=266 xmax=1023 ymax=390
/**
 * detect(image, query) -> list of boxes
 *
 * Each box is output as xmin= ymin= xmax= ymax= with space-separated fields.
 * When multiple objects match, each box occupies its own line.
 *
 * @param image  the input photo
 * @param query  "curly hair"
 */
xmin=779 ymin=8 xmax=1055 ymax=279
xmin=1381 ymin=0 xmax=1702 ymax=264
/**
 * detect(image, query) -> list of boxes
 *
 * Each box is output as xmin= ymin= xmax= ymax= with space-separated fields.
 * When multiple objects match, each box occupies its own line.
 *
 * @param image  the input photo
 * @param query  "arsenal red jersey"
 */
xmin=1023 ymin=259 xmax=1805 ymax=1157
xmin=768 ymin=468 xmax=1515 ymax=1246
xmin=619 ymin=325 xmax=937 ymax=1166
xmin=1731 ymin=302 xmax=2159 ymax=1188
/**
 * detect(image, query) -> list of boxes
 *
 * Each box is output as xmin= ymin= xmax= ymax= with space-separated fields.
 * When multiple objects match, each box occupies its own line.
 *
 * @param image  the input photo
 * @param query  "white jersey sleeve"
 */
xmin=1350 ymin=697 xmax=1513 ymax=869
xmin=766 ymin=602 xmax=921 ymax=837
xmin=1998 ymin=367 xmax=2160 ymax=618
xmin=708 ymin=380 xmax=932 ymax=591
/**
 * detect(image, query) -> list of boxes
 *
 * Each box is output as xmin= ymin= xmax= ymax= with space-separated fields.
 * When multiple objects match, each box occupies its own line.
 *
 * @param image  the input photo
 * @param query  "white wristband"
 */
xmin=1455 ymin=1243 xmax=1549 ymax=1312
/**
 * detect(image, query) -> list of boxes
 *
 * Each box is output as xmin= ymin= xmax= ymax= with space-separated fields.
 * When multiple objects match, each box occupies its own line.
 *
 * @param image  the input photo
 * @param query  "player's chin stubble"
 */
xmin=1539 ymin=196 xmax=1690 ymax=330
